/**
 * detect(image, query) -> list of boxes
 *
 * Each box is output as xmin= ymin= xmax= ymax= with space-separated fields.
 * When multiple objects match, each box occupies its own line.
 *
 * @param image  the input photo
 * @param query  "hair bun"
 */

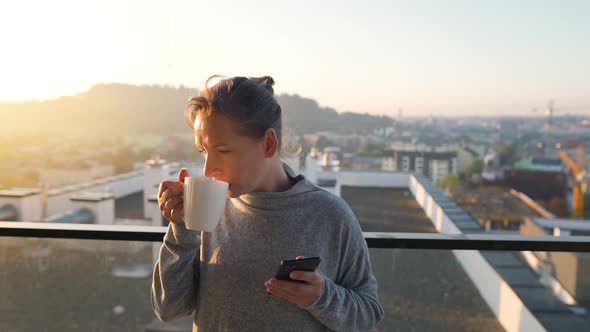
xmin=252 ymin=76 xmax=275 ymax=95
xmin=258 ymin=76 xmax=274 ymax=86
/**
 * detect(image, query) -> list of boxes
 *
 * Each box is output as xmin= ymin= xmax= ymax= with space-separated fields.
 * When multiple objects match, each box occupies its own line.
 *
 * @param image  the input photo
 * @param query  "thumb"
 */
xmin=295 ymin=256 xmax=305 ymax=260
xmin=178 ymin=168 xmax=189 ymax=187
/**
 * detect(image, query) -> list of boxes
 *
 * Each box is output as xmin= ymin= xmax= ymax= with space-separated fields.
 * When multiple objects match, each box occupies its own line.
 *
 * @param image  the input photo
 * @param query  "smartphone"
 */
xmin=274 ymin=256 xmax=321 ymax=282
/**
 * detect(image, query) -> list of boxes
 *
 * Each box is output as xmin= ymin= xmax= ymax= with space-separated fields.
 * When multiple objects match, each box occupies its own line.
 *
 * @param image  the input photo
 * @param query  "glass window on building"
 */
xmin=402 ymin=156 xmax=410 ymax=172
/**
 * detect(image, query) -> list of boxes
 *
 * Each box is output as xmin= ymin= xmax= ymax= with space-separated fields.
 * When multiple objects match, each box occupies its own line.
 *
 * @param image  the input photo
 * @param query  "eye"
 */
xmin=218 ymin=150 xmax=231 ymax=154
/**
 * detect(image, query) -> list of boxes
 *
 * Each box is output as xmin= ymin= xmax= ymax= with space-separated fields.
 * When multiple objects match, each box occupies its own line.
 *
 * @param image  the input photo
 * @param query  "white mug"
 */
xmin=183 ymin=176 xmax=228 ymax=231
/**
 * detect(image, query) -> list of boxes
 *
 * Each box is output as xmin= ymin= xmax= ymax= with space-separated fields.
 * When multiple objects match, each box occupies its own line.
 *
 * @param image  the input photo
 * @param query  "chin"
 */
xmin=226 ymin=186 xmax=240 ymax=198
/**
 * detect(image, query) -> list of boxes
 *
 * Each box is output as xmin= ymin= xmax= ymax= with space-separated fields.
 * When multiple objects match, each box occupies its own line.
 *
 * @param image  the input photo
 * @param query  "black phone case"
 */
xmin=274 ymin=257 xmax=321 ymax=282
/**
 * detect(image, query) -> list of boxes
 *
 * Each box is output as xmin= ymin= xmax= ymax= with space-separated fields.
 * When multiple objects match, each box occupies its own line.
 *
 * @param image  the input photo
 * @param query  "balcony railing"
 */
xmin=2 ymin=221 xmax=590 ymax=332
xmin=2 ymin=222 xmax=590 ymax=252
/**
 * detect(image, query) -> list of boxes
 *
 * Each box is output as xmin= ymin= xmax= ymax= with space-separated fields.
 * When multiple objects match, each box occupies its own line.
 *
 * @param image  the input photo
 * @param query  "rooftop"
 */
xmin=449 ymin=186 xmax=540 ymax=229
xmin=1 ymin=168 xmax=589 ymax=331
xmin=341 ymin=186 xmax=504 ymax=331
xmin=0 ymin=188 xmax=41 ymax=197
xmin=0 ymin=236 xmax=154 ymax=331
xmin=514 ymin=157 xmax=564 ymax=172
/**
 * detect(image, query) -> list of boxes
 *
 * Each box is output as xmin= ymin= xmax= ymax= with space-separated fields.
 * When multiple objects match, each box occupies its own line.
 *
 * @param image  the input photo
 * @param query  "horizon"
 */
xmin=1 ymin=0 xmax=589 ymax=117
xmin=1 ymin=82 xmax=588 ymax=120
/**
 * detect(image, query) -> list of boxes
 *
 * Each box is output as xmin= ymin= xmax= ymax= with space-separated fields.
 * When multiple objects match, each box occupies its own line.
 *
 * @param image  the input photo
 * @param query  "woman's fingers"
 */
xmin=267 ymin=284 xmax=295 ymax=302
xmin=158 ymin=181 xmax=177 ymax=199
xmin=170 ymin=207 xmax=184 ymax=224
xmin=267 ymin=279 xmax=299 ymax=298
xmin=164 ymin=195 xmax=183 ymax=211
xmin=166 ymin=199 xmax=184 ymax=224
xmin=158 ymin=180 xmax=185 ymax=224
xmin=158 ymin=187 xmax=171 ymax=210
xmin=290 ymin=271 xmax=322 ymax=284
xmin=159 ymin=180 xmax=182 ymax=199
xmin=266 ymin=272 xmax=324 ymax=307
xmin=160 ymin=185 xmax=181 ymax=205
xmin=158 ymin=182 xmax=183 ymax=210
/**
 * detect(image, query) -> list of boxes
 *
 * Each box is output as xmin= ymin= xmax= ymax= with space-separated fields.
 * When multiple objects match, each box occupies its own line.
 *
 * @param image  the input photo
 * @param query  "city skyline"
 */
xmin=1 ymin=0 xmax=589 ymax=117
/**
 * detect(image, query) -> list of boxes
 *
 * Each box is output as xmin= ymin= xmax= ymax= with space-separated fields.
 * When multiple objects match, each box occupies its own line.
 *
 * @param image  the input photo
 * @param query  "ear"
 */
xmin=262 ymin=128 xmax=279 ymax=158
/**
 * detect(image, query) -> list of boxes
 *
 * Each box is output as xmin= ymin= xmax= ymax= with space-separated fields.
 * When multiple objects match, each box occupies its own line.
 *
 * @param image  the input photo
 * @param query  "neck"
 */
xmin=256 ymin=159 xmax=293 ymax=193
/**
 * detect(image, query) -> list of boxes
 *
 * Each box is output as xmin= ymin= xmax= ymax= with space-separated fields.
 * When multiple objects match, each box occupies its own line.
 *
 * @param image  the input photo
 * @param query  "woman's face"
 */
xmin=194 ymin=112 xmax=268 ymax=198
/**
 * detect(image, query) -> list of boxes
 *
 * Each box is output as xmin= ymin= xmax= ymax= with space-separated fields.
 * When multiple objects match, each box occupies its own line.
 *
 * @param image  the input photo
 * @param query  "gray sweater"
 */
xmin=151 ymin=162 xmax=384 ymax=331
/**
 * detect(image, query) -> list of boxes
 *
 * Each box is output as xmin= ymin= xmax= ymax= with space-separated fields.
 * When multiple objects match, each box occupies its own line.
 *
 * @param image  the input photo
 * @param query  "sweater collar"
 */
xmin=232 ymin=161 xmax=318 ymax=211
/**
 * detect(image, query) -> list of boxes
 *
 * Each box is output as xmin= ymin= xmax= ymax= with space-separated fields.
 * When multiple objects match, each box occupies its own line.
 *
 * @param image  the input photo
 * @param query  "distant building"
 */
xmin=455 ymin=145 xmax=481 ymax=173
xmin=351 ymin=156 xmax=383 ymax=170
xmin=390 ymin=143 xmax=457 ymax=184
xmin=340 ymin=152 xmax=354 ymax=169
xmin=499 ymin=119 xmax=519 ymax=142
xmin=381 ymin=152 xmax=396 ymax=171
xmin=481 ymin=168 xmax=504 ymax=183
xmin=320 ymin=146 xmax=341 ymax=168
xmin=521 ymin=217 xmax=590 ymax=303
xmin=509 ymin=157 xmax=574 ymax=216
xmin=483 ymin=149 xmax=501 ymax=168
xmin=482 ymin=149 xmax=503 ymax=182
xmin=513 ymin=157 xmax=565 ymax=173
xmin=311 ymin=131 xmax=386 ymax=149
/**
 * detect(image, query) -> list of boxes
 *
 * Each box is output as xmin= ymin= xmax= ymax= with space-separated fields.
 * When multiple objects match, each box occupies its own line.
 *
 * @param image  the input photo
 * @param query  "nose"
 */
xmin=203 ymin=156 xmax=221 ymax=179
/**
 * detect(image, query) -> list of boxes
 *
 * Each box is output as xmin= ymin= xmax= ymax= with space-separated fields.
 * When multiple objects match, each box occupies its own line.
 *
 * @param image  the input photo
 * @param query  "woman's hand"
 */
xmin=157 ymin=168 xmax=189 ymax=225
xmin=265 ymin=256 xmax=324 ymax=308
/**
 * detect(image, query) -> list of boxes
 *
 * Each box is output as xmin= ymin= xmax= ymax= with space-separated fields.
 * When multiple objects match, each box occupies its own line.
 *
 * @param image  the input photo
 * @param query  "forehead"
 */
xmin=193 ymin=113 xmax=237 ymax=145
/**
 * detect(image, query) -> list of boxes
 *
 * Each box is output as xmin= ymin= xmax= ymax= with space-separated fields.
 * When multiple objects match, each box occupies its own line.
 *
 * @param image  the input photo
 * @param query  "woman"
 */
xmin=151 ymin=76 xmax=384 ymax=331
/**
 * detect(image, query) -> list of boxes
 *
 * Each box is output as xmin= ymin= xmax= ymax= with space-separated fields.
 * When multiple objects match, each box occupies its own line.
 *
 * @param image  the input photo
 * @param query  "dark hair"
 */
xmin=185 ymin=75 xmax=283 ymax=151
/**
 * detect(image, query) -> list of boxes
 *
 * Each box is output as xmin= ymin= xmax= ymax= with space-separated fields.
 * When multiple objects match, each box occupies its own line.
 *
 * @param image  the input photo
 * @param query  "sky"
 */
xmin=1 ymin=0 xmax=589 ymax=116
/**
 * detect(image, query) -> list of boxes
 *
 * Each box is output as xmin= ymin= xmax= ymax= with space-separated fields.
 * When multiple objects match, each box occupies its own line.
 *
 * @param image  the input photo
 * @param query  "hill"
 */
xmin=0 ymin=83 xmax=393 ymax=136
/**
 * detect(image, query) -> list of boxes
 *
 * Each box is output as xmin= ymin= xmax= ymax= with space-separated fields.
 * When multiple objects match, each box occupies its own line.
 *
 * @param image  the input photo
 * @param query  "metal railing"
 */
xmin=2 ymin=222 xmax=590 ymax=252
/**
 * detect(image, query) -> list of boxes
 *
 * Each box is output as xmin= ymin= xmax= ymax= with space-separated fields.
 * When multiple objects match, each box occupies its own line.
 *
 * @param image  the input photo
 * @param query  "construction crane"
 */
xmin=558 ymin=144 xmax=586 ymax=218
xmin=532 ymin=99 xmax=557 ymax=156
xmin=531 ymin=99 xmax=590 ymax=156
xmin=532 ymin=99 xmax=556 ymax=132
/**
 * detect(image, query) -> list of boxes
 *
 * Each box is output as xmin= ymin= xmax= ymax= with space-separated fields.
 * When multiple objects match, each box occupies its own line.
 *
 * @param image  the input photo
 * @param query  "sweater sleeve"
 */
xmin=151 ymin=222 xmax=201 ymax=322
xmin=301 ymin=205 xmax=384 ymax=331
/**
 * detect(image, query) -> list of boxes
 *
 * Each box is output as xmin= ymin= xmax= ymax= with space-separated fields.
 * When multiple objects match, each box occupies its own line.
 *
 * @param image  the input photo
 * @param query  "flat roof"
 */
xmin=0 ymin=188 xmax=40 ymax=197
xmin=70 ymin=192 xmax=114 ymax=202
xmin=341 ymin=186 xmax=504 ymax=331
xmin=449 ymin=186 xmax=538 ymax=221
xmin=532 ymin=217 xmax=590 ymax=231
xmin=342 ymin=185 xmax=590 ymax=330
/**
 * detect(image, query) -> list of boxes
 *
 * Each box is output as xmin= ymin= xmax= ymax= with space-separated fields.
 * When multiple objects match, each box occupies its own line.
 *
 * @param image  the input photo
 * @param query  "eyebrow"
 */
xmin=194 ymin=131 xmax=230 ymax=150
xmin=195 ymin=142 xmax=230 ymax=149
